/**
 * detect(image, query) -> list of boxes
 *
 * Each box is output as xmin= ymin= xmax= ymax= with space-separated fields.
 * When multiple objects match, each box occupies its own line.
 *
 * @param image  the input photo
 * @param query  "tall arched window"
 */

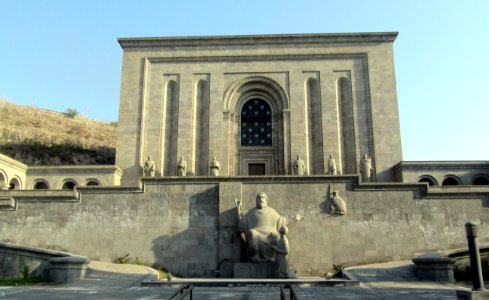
xmin=241 ymin=99 xmax=272 ymax=146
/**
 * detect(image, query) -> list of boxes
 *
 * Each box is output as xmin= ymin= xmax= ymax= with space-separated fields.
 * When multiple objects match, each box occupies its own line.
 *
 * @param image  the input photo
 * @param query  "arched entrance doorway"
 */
xmin=224 ymin=76 xmax=290 ymax=175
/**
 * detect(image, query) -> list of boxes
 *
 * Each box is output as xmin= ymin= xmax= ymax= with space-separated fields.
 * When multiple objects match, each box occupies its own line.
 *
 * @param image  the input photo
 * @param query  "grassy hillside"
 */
xmin=0 ymin=98 xmax=117 ymax=165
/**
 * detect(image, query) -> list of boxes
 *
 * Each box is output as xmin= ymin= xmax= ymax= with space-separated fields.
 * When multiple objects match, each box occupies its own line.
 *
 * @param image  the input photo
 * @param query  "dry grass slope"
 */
xmin=0 ymin=98 xmax=117 ymax=165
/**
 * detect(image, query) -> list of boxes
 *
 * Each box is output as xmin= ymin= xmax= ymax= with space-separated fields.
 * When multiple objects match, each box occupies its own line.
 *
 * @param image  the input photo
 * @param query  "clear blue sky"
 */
xmin=1 ymin=0 xmax=488 ymax=161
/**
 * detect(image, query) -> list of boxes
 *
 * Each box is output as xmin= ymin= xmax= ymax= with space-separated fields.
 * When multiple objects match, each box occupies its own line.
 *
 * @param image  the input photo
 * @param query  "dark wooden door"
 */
xmin=248 ymin=163 xmax=266 ymax=175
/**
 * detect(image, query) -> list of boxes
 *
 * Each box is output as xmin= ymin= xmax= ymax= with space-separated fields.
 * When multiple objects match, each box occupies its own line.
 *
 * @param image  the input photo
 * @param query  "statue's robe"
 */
xmin=238 ymin=207 xmax=287 ymax=261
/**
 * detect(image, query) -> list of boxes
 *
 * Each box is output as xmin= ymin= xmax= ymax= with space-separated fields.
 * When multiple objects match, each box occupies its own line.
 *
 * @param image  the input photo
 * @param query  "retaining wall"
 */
xmin=1 ymin=176 xmax=488 ymax=277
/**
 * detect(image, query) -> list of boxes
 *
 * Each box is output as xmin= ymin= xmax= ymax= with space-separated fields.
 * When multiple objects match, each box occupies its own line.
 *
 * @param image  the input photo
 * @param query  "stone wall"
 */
xmin=1 ymin=182 xmax=219 ymax=277
xmin=1 ymin=176 xmax=488 ymax=277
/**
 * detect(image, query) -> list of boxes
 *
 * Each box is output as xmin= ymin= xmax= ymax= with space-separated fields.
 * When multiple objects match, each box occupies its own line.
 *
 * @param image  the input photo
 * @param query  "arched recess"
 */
xmin=32 ymin=179 xmax=49 ymax=190
xmin=418 ymin=175 xmax=438 ymax=186
xmin=305 ymin=78 xmax=324 ymax=174
xmin=9 ymin=177 xmax=22 ymax=190
xmin=337 ymin=77 xmax=357 ymax=175
xmin=161 ymin=80 xmax=179 ymax=176
xmin=224 ymin=76 xmax=290 ymax=175
xmin=0 ymin=170 xmax=7 ymax=190
xmin=60 ymin=179 xmax=78 ymax=190
xmin=472 ymin=174 xmax=489 ymax=185
xmin=442 ymin=175 xmax=462 ymax=186
xmin=86 ymin=179 xmax=101 ymax=186
xmin=192 ymin=79 xmax=210 ymax=176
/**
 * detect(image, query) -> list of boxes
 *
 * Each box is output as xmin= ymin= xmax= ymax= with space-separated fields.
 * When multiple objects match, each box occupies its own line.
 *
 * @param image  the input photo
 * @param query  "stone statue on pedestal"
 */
xmin=143 ymin=156 xmax=155 ymax=177
xmin=235 ymin=192 xmax=287 ymax=263
xmin=328 ymin=154 xmax=337 ymax=175
xmin=293 ymin=155 xmax=306 ymax=175
xmin=360 ymin=153 xmax=374 ymax=182
xmin=177 ymin=156 xmax=187 ymax=176
xmin=209 ymin=157 xmax=220 ymax=176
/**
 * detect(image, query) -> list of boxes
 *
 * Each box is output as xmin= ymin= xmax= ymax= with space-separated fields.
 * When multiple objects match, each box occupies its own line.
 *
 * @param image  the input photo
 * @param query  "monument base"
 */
xmin=456 ymin=290 xmax=489 ymax=300
xmin=233 ymin=262 xmax=276 ymax=278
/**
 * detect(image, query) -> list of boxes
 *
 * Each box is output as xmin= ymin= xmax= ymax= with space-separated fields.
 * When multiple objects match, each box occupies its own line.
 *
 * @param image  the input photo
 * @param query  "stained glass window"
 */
xmin=241 ymin=99 xmax=272 ymax=146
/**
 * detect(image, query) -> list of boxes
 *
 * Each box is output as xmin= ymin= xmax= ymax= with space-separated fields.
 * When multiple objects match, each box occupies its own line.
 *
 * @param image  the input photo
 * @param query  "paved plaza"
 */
xmin=0 ymin=260 xmax=469 ymax=300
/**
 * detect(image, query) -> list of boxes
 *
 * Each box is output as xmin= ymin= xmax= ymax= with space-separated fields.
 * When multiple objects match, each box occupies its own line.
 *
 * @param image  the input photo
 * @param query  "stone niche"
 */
xmin=218 ymin=182 xmax=291 ymax=278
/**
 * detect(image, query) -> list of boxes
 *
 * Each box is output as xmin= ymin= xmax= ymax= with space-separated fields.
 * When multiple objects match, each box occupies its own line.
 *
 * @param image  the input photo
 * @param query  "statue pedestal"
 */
xmin=233 ymin=262 xmax=275 ymax=278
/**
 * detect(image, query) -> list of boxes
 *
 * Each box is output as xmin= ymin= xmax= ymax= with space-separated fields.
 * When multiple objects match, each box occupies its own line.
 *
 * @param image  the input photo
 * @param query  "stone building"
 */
xmin=0 ymin=153 xmax=122 ymax=190
xmin=1 ymin=32 xmax=489 ymax=278
xmin=116 ymin=32 xmax=402 ymax=185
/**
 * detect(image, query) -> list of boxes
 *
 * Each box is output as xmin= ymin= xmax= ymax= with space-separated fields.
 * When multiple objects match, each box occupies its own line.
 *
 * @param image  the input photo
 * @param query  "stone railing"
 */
xmin=0 ymin=242 xmax=90 ymax=282
xmin=412 ymin=243 xmax=489 ymax=282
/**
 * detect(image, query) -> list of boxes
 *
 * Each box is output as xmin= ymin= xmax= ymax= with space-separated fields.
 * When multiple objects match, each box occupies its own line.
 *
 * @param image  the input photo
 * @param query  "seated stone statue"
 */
xmin=236 ymin=192 xmax=287 ymax=262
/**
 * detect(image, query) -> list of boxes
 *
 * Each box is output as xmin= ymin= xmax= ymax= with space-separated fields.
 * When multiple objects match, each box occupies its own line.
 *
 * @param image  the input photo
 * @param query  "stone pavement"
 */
xmin=0 ymin=260 xmax=471 ymax=299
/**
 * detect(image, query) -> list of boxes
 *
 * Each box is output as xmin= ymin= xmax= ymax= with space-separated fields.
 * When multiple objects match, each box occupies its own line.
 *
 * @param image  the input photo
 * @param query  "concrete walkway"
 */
xmin=0 ymin=260 xmax=470 ymax=299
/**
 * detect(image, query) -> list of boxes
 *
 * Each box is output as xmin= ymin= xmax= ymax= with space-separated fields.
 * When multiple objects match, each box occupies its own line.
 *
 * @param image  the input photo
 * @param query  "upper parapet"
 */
xmin=118 ymin=32 xmax=398 ymax=48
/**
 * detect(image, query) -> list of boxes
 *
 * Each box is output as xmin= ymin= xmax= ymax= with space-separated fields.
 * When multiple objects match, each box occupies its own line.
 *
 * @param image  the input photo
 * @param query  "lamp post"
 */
xmin=465 ymin=222 xmax=485 ymax=291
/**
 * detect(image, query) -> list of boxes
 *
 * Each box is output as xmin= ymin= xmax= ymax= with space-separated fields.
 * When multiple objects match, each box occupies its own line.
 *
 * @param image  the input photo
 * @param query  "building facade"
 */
xmin=1 ymin=33 xmax=489 ymax=278
xmin=116 ymin=33 xmax=402 ymax=185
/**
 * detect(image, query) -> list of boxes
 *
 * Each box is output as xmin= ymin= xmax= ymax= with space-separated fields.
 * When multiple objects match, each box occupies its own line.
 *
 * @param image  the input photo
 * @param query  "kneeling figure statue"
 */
xmin=236 ymin=192 xmax=287 ymax=263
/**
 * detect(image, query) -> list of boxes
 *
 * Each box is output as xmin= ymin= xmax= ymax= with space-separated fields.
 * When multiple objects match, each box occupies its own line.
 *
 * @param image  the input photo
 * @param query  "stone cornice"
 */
xmin=395 ymin=161 xmax=489 ymax=170
xmin=0 ymin=153 xmax=28 ymax=171
xmin=118 ymin=32 xmax=398 ymax=49
xmin=27 ymin=165 xmax=123 ymax=175
xmin=147 ymin=53 xmax=367 ymax=64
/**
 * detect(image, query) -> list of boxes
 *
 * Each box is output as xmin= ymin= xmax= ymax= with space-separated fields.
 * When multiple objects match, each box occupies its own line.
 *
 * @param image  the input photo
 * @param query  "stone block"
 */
xmin=220 ymin=244 xmax=241 ymax=262
xmin=456 ymin=290 xmax=489 ymax=300
xmin=0 ymin=196 xmax=16 ymax=210
xmin=49 ymin=256 xmax=90 ymax=283
xmin=219 ymin=209 xmax=238 ymax=227
xmin=219 ymin=261 xmax=234 ymax=278
xmin=412 ymin=253 xmax=456 ymax=282
xmin=233 ymin=262 xmax=275 ymax=278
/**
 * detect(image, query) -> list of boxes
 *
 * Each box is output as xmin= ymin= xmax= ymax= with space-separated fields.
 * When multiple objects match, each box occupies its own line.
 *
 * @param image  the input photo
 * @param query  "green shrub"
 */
xmin=65 ymin=108 xmax=79 ymax=118
xmin=114 ymin=253 xmax=131 ymax=264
